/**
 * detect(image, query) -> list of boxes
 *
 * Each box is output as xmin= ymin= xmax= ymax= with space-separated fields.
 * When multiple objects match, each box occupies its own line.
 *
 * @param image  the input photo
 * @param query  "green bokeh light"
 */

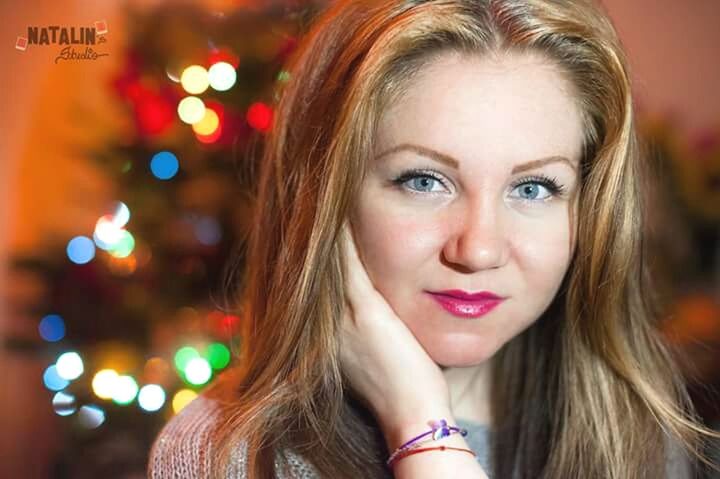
xmin=205 ymin=342 xmax=230 ymax=370
xmin=174 ymin=346 xmax=200 ymax=372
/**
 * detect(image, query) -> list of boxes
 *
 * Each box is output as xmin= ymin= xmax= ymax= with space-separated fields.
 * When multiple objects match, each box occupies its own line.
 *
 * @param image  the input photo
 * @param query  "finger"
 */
xmin=340 ymin=221 xmax=374 ymax=297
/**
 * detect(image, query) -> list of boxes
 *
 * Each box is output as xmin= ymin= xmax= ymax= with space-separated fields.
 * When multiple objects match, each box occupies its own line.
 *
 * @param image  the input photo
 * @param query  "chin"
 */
xmin=424 ymin=340 xmax=497 ymax=368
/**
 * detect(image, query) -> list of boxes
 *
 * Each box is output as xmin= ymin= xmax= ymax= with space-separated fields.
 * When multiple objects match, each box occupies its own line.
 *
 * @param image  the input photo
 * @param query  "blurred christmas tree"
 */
xmin=7 ymin=2 xmax=323 ymax=477
xmin=638 ymin=113 xmax=720 ymax=449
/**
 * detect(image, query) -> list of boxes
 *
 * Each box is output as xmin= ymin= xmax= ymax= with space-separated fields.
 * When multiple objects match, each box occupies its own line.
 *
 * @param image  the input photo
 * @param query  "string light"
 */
xmin=77 ymin=405 xmax=105 ymax=428
xmin=67 ymin=236 xmax=96 ymax=264
xmin=208 ymin=62 xmax=236 ymax=91
xmin=172 ymin=389 xmax=197 ymax=413
xmin=191 ymin=108 xmax=220 ymax=136
xmin=112 ymin=375 xmax=139 ymax=405
xmin=177 ymin=96 xmax=206 ymax=124
xmin=43 ymin=365 xmax=70 ymax=391
xmin=53 ymin=391 xmax=77 ymax=416
xmin=108 ymin=230 xmax=136 ymax=258
xmin=38 ymin=314 xmax=65 ymax=342
xmin=180 ymin=65 xmax=209 ymax=94
xmin=56 ymin=351 xmax=84 ymax=381
xmin=150 ymin=151 xmax=179 ymax=180
xmin=246 ymin=101 xmax=272 ymax=132
xmin=138 ymin=384 xmax=166 ymax=412
xmin=206 ymin=342 xmax=231 ymax=369
xmin=184 ymin=357 xmax=212 ymax=385
xmin=92 ymin=369 xmax=119 ymax=400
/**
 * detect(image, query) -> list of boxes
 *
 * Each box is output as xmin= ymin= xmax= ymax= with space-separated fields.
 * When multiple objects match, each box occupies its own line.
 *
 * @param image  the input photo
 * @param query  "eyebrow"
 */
xmin=375 ymin=143 xmax=577 ymax=174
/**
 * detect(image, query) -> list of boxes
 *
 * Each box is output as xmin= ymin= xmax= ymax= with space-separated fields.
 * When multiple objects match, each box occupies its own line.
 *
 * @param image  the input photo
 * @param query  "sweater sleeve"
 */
xmin=147 ymin=394 xmax=233 ymax=478
xmin=147 ymin=394 xmax=322 ymax=478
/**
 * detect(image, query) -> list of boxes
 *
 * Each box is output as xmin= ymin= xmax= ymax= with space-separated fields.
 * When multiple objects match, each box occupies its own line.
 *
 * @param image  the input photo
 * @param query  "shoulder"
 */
xmin=147 ymin=392 xmax=321 ymax=478
xmin=148 ymin=394 xmax=231 ymax=478
xmin=664 ymin=433 xmax=694 ymax=479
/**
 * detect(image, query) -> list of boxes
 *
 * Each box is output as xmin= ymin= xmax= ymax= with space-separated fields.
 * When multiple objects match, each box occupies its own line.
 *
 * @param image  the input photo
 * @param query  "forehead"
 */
xmin=376 ymin=51 xmax=585 ymax=168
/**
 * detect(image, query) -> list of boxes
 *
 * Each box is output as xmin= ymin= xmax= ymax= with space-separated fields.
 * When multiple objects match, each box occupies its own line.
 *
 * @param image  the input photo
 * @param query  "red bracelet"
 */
xmin=388 ymin=445 xmax=477 ymax=468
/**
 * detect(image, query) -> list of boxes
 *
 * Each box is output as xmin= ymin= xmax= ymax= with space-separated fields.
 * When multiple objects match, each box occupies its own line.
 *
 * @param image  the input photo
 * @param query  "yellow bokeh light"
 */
xmin=180 ymin=65 xmax=209 ymax=95
xmin=92 ymin=369 xmax=119 ymax=400
xmin=172 ymin=389 xmax=198 ymax=414
xmin=177 ymin=96 xmax=206 ymax=125
xmin=191 ymin=108 xmax=220 ymax=136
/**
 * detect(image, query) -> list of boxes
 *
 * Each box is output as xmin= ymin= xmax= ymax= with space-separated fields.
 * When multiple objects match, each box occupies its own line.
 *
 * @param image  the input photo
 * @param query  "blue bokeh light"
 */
xmin=43 ymin=365 xmax=70 ymax=391
xmin=38 ymin=314 xmax=66 ymax=342
xmin=66 ymin=236 xmax=95 ymax=264
xmin=150 ymin=151 xmax=179 ymax=180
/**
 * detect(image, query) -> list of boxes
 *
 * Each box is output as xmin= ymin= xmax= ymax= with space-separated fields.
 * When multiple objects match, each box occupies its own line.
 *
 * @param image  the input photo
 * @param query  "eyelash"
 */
xmin=390 ymin=168 xmax=567 ymax=201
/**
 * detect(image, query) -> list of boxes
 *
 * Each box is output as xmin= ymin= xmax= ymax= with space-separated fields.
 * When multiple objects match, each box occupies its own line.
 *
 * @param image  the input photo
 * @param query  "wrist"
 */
xmin=380 ymin=407 xmax=457 ymax=453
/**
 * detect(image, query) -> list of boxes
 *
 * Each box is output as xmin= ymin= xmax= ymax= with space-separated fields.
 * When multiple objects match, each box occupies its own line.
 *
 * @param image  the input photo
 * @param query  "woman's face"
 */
xmin=351 ymin=51 xmax=584 ymax=367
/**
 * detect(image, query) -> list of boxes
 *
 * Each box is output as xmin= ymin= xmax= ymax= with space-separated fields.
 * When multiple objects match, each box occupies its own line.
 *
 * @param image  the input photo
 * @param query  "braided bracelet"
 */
xmin=386 ymin=419 xmax=469 ymax=466
xmin=389 ymin=445 xmax=477 ymax=467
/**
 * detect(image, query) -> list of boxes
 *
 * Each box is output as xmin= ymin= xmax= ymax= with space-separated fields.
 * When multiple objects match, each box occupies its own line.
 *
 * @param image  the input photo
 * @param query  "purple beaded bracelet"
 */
xmin=386 ymin=419 xmax=468 ymax=466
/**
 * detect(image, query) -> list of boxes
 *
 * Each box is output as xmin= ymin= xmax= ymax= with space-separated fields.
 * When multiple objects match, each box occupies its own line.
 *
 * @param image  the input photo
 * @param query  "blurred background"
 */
xmin=1 ymin=0 xmax=718 ymax=477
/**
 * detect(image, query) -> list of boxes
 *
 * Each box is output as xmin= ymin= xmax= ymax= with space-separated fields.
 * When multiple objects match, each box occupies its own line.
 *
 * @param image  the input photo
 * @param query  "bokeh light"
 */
xmin=53 ymin=391 xmax=77 ymax=416
xmin=174 ymin=346 xmax=200 ymax=371
xmin=194 ymin=216 xmax=221 ymax=246
xmin=177 ymin=96 xmax=206 ymax=124
xmin=172 ymin=389 xmax=197 ymax=414
xmin=143 ymin=357 xmax=171 ymax=384
xmin=165 ymin=64 xmax=181 ymax=83
xmin=66 ymin=236 xmax=95 ymax=264
xmin=108 ymin=230 xmax=136 ymax=258
xmin=106 ymin=254 xmax=138 ymax=276
xmin=43 ymin=365 xmax=70 ymax=391
xmin=205 ymin=342 xmax=231 ymax=369
xmin=112 ymin=375 xmax=139 ymax=405
xmin=207 ymin=47 xmax=240 ymax=69
xmin=38 ymin=314 xmax=65 ymax=342
xmin=208 ymin=62 xmax=237 ymax=91
xmin=77 ymin=405 xmax=106 ymax=429
xmin=184 ymin=357 xmax=212 ymax=385
xmin=180 ymin=65 xmax=209 ymax=94
xmin=92 ymin=369 xmax=119 ymax=400
xmin=94 ymin=215 xmax=124 ymax=251
xmin=56 ymin=351 xmax=84 ymax=380
xmin=150 ymin=151 xmax=179 ymax=180
xmin=191 ymin=108 xmax=220 ymax=136
xmin=246 ymin=102 xmax=272 ymax=132
xmin=138 ymin=384 xmax=166 ymax=412
xmin=110 ymin=201 xmax=131 ymax=228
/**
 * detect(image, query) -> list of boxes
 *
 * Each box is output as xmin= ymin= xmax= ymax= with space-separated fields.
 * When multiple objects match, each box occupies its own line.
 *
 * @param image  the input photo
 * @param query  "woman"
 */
xmin=148 ymin=0 xmax=719 ymax=477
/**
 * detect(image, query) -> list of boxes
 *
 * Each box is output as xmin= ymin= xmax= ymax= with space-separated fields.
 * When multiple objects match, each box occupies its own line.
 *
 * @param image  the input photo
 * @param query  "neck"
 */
xmin=441 ymin=358 xmax=493 ymax=427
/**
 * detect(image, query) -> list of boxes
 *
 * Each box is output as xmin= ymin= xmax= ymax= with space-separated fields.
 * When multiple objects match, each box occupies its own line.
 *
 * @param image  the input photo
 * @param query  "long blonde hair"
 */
xmin=205 ymin=1 xmax=718 ymax=477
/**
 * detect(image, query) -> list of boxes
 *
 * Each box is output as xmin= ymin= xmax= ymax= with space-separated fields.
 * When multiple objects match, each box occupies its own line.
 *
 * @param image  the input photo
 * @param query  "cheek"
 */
xmin=512 ymin=209 xmax=574 ymax=297
xmin=351 ymin=195 xmax=446 ymax=288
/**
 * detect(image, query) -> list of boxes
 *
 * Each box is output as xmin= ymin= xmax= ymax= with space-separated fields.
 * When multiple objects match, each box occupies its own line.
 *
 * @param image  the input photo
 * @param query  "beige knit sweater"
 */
xmin=147 ymin=393 xmax=691 ymax=478
xmin=147 ymin=393 xmax=494 ymax=478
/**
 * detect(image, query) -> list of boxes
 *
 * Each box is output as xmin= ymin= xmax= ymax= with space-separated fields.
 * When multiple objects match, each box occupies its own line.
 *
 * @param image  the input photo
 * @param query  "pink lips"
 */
xmin=426 ymin=289 xmax=505 ymax=319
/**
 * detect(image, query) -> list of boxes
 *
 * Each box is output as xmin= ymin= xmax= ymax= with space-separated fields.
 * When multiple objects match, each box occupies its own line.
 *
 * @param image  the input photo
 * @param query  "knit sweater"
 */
xmin=147 ymin=394 xmax=692 ymax=478
xmin=147 ymin=394 xmax=493 ymax=478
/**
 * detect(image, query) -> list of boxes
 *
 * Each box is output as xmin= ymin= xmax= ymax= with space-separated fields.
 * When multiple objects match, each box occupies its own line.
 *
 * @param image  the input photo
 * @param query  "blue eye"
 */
xmin=391 ymin=170 xmax=566 ymax=201
xmin=509 ymin=175 xmax=566 ymax=202
xmin=511 ymin=182 xmax=553 ymax=201
xmin=391 ymin=169 xmax=450 ymax=194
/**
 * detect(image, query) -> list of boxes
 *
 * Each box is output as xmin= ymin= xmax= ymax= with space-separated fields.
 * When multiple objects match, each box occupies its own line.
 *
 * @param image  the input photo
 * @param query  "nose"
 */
xmin=441 ymin=200 xmax=510 ymax=272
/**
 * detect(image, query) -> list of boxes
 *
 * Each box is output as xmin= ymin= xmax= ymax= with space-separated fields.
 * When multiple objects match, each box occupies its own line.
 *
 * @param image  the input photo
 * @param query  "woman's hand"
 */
xmin=338 ymin=222 xmax=452 ymax=437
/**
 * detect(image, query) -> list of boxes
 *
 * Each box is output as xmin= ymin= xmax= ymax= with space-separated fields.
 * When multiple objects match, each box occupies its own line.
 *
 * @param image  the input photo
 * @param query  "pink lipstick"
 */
xmin=426 ymin=290 xmax=505 ymax=319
